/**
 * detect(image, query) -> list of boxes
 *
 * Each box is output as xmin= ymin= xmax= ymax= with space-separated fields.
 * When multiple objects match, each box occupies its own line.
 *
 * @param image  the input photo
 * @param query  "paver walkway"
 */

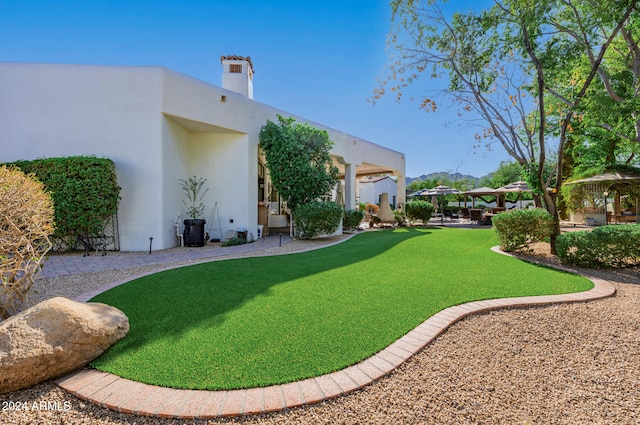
xmin=40 ymin=233 xmax=293 ymax=278
xmin=51 ymin=235 xmax=616 ymax=419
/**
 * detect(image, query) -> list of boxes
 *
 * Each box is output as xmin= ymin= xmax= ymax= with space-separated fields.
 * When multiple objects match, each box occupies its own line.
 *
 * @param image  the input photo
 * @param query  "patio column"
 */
xmin=344 ymin=163 xmax=356 ymax=210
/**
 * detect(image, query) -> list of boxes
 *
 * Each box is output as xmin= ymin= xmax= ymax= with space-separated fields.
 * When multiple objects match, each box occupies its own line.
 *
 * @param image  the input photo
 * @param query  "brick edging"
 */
xmin=56 ymin=246 xmax=616 ymax=419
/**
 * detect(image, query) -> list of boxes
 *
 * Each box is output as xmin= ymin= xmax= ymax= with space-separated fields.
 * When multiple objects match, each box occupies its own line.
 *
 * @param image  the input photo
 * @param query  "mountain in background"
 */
xmin=406 ymin=172 xmax=486 ymax=186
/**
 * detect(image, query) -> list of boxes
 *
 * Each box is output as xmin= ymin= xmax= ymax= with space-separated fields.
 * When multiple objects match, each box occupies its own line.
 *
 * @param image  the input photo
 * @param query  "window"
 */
xmin=230 ymin=64 xmax=242 ymax=73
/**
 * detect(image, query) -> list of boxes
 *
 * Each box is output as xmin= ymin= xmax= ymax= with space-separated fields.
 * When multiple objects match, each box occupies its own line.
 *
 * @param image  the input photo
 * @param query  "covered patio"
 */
xmin=564 ymin=170 xmax=640 ymax=226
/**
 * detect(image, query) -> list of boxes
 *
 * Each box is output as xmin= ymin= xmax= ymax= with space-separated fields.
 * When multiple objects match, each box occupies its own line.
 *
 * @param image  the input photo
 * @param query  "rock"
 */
xmin=0 ymin=297 xmax=128 ymax=394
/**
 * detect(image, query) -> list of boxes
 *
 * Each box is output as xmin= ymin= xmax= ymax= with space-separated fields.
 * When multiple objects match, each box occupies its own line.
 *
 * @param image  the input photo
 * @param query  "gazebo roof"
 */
xmin=566 ymin=172 xmax=640 ymax=185
xmin=463 ymin=186 xmax=498 ymax=196
xmin=495 ymin=180 xmax=533 ymax=193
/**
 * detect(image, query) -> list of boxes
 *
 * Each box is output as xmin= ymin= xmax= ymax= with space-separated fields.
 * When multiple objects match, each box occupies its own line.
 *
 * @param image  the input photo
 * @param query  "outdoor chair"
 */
xmin=469 ymin=209 xmax=483 ymax=224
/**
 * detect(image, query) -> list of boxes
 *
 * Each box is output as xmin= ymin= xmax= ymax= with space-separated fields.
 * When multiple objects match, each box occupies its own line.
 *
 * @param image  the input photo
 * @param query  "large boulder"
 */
xmin=0 ymin=297 xmax=129 ymax=394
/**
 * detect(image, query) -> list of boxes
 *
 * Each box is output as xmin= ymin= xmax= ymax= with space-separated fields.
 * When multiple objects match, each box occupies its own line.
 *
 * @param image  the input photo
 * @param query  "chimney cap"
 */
xmin=220 ymin=55 xmax=254 ymax=73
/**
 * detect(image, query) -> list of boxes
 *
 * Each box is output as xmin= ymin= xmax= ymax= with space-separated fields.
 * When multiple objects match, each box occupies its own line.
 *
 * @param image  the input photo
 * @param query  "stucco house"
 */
xmin=0 ymin=57 xmax=405 ymax=251
xmin=359 ymin=175 xmax=399 ymax=207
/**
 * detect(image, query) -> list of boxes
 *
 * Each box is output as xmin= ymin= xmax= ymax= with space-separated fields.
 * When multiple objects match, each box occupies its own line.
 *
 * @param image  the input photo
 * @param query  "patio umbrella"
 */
xmin=498 ymin=181 xmax=532 ymax=192
xmin=421 ymin=185 xmax=462 ymax=224
xmin=463 ymin=186 xmax=499 ymax=208
xmin=431 ymin=195 xmax=439 ymax=213
xmin=334 ymin=180 xmax=344 ymax=207
xmin=495 ymin=181 xmax=532 ymax=208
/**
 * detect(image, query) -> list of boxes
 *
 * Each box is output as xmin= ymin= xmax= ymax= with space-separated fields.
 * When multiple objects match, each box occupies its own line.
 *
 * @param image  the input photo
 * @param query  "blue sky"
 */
xmin=0 ymin=0 xmax=512 ymax=178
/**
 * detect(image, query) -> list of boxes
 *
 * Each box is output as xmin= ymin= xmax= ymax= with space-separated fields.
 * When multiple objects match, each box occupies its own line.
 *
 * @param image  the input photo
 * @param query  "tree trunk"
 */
xmin=542 ymin=191 xmax=560 ymax=255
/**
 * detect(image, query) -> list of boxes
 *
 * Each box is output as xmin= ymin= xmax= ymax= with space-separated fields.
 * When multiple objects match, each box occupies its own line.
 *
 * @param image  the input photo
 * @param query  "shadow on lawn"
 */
xmin=90 ymin=228 xmax=432 ymax=361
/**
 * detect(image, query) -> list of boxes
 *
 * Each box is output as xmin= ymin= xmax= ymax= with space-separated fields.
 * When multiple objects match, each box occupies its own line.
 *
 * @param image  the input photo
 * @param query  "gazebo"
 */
xmin=462 ymin=187 xmax=499 ymax=208
xmin=564 ymin=169 xmax=640 ymax=225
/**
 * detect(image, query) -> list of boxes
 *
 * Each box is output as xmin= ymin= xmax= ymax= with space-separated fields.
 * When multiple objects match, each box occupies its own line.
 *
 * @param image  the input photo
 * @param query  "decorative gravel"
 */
xmin=1 ymin=236 xmax=639 ymax=424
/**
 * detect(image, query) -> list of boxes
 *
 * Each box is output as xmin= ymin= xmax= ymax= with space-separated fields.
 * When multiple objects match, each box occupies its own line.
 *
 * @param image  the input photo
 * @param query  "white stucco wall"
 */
xmin=0 ymin=61 xmax=406 ymax=251
xmin=0 ymin=62 xmax=166 ymax=251
xmin=359 ymin=177 xmax=399 ymax=206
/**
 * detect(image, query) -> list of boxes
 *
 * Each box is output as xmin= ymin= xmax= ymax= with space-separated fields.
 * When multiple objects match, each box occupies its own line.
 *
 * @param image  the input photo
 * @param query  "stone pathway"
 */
xmin=40 ymin=233 xmax=293 ymax=278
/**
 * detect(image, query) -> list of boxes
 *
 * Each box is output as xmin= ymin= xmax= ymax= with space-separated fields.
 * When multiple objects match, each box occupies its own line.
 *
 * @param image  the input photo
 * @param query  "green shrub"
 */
xmin=293 ymin=202 xmax=343 ymax=239
xmin=492 ymin=208 xmax=554 ymax=252
xmin=394 ymin=209 xmax=407 ymax=226
xmin=7 ymin=156 xmax=120 ymax=249
xmin=405 ymin=200 xmax=434 ymax=225
xmin=556 ymin=224 xmax=640 ymax=268
xmin=343 ymin=209 xmax=364 ymax=231
xmin=222 ymin=237 xmax=247 ymax=247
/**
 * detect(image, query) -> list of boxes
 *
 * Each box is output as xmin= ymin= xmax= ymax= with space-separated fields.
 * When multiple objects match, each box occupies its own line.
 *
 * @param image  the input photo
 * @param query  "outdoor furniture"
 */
xmin=482 ymin=212 xmax=496 ymax=225
xmin=615 ymin=213 xmax=638 ymax=223
xmin=469 ymin=209 xmax=484 ymax=224
xmin=460 ymin=207 xmax=470 ymax=219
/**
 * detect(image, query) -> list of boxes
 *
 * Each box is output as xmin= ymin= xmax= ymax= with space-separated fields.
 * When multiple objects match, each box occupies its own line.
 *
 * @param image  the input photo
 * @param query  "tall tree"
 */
xmin=544 ymin=8 xmax=640 ymax=175
xmin=376 ymin=0 xmax=637 ymax=251
xmin=490 ymin=160 xmax=523 ymax=188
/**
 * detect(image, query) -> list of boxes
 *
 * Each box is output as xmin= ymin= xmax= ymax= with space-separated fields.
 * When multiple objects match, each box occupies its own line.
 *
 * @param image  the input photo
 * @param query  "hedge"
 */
xmin=556 ymin=224 xmax=640 ymax=268
xmin=7 ymin=156 xmax=121 ymax=249
xmin=405 ymin=200 xmax=434 ymax=225
xmin=293 ymin=202 xmax=343 ymax=239
xmin=492 ymin=208 xmax=554 ymax=252
xmin=343 ymin=209 xmax=365 ymax=231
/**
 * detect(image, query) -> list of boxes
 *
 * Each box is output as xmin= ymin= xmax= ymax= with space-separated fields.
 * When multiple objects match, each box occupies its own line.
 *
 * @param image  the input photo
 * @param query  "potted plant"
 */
xmin=179 ymin=176 xmax=209 ymax=247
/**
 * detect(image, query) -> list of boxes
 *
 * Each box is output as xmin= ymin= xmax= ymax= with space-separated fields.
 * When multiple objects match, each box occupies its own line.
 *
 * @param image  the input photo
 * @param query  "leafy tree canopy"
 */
xmin=259 ymin=114 xmax=339 ymax=210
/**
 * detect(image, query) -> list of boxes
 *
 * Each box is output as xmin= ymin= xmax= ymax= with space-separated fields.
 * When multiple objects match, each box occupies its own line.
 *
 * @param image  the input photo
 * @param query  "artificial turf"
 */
xmin=89 ymin=227 xmax=593 ymax=390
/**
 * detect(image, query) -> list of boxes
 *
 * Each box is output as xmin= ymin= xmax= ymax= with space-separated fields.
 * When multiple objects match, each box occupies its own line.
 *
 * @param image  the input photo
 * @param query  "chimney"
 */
xmin=220 ymin=55 xmax=254 ymax=99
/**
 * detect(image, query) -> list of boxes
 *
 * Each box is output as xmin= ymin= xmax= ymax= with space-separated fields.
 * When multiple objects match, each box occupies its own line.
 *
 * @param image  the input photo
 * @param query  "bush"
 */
xmin=293 ymin=202 xmax=343 ymax=239
xmin=365 ymin=203 xmax=379 ymax=215
xmin=394 ymin=209 xmax=407 ymax=226
xmin=222 ymin=237 xmax=247 ymax=247
xmin=556 ymin=224 xmax=640 ymax=268
xmin=492 ymin=208 xmax=554 ymax=252
xmin=405 ymin=200 xmax=434 ymax=225
xmin=343 ymin=209 xmax=364 ymax=231
xmin=8 ymin=156 xmax=120 ymax=250
xmin=1 ymin=166 xmax=55 ymax=319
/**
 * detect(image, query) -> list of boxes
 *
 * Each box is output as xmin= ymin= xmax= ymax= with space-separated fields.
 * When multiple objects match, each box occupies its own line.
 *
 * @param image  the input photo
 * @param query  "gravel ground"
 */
xmin=1 ymin=234 xmax=639 ymax=425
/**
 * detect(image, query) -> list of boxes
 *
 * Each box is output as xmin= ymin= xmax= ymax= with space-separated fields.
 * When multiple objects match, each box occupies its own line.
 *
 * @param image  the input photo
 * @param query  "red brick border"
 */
xmin=56 ymin=246 xmax=616 ymax=419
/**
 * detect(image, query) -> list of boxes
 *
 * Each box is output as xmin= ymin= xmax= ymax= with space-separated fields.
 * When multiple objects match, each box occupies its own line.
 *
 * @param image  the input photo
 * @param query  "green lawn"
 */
xmin=90 ymin=227 xmax=592 ymax=390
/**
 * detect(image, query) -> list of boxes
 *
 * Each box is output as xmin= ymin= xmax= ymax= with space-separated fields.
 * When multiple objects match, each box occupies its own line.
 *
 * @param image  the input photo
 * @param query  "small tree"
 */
xmin=1 ymin=166 xmax=55 ymax=319
xmin=259 ymin=115 xmax=339 ymax=211
xmin=179 ymin=176 xmax=209 ymax=219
